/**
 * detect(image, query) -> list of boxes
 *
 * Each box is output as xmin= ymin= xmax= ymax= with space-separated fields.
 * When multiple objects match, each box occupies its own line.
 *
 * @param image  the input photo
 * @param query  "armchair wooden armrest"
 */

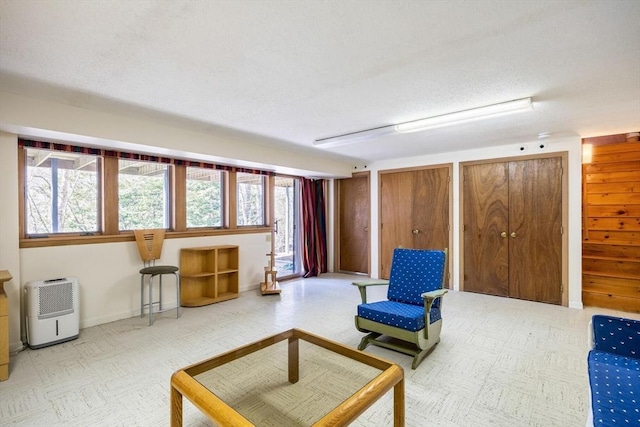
xmin=421 ymin=289 xmax=447 ymax=302
xmin=352 ymin=279 xmax=389 ymax=304
xmin=422 ymin=289 xmax=448 ymax=315
xmin=421 ymin=289 xmax=448 ymax=340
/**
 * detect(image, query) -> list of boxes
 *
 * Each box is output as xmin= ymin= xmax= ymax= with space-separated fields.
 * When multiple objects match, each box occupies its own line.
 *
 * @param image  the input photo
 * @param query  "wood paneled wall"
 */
xmin=582 ymin=132 xmax=640 ymax=313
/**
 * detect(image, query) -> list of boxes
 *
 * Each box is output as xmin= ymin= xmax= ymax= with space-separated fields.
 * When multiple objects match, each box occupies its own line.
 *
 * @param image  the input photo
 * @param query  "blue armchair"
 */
xmin=587 ymin=315 xmax=640 ymax=427
xmin=353 ymin=248 xmax=447 ymax=369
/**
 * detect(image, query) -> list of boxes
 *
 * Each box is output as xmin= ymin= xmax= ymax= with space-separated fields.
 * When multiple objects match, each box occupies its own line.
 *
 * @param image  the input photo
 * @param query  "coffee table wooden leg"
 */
xmin=393 ymin=378 xmax=405 ymax=427
xmin=288 ymin=336 xmax=299 ymax=384
xmin=171 ymin=385 xmax=183 ymax=427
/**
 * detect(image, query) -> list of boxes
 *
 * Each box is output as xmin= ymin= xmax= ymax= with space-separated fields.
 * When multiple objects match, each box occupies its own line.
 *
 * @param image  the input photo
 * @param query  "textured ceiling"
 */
xmin=1 ymin=0 xmax=639 ymax=163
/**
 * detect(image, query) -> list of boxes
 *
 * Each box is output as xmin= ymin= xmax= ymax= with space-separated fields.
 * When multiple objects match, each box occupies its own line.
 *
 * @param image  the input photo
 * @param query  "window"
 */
xmin=118 ymin=160 xmax=170 ymax=230
xmin=186 ymin=167 xmax=224 ymax=228
xmin=236 ymin=172 xmax=265 ymax=226
xmin=19 ymin=140 xmax=276 ymax=246
xmin=25 ymin=148 xmax=100 ymax=235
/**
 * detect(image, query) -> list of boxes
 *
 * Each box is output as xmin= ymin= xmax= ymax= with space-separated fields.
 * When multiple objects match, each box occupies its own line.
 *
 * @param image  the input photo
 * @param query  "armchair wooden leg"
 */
xmin=411 ymin=340 xmax=440 ymax=369
xmin=358 ymin=332 xmax=380 ymax=351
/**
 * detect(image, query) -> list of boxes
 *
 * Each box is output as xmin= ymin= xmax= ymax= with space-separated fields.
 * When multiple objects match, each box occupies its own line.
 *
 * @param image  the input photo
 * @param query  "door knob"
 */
xmin=510 ymin=232 xmax=517 ymax=238
xmin=500 ymin=231 xmax=507 ymax=238
xmin=364 ymin=227 xmax=369 ymax=232
xmin=412 ymin=229 xmax=420 ymax=235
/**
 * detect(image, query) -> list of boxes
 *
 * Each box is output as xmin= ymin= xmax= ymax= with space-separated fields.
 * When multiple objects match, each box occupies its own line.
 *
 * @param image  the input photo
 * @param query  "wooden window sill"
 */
xmin=19 ymin=227 xmax=272 ymax=248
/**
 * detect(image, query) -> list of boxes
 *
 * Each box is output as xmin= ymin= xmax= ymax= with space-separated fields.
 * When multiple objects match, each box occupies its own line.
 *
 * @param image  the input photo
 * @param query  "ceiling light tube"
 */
xmin=313 ymin=125 xmax=396 ymax=148
xmin=394 ymin=98 xmax=533 ymax=134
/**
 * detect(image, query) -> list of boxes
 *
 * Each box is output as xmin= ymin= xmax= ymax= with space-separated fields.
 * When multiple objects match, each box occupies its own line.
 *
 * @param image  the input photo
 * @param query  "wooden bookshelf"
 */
xmin=180 ymin=246 xmax=239 ymax=307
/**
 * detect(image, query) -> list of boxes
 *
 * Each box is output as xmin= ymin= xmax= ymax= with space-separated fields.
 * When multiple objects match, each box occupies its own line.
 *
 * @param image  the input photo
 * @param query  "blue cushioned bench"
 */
xmin=587 ymin=315 xmax=640 ymax=427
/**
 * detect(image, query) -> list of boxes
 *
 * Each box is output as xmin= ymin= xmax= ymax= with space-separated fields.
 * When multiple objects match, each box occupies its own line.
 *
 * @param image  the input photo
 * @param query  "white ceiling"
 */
xmin=1 ymin=0 xmax=639 ymax=163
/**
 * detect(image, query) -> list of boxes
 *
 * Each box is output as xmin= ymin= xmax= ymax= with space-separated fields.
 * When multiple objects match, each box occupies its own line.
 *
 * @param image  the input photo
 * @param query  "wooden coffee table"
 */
xmin=170 ymin=328 xmax=405 ymax=426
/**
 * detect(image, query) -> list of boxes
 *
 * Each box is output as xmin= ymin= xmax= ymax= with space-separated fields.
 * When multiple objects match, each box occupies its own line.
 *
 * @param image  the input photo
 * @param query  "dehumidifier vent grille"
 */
xmin=38 ymin=282 xmax=74 ymax=318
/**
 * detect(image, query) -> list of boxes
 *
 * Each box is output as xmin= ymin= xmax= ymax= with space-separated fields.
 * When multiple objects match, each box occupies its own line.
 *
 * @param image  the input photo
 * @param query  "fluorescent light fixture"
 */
xmin=394 ymin=98 xmax=533 ymax=134
xmin=313 ymin=97 xmax=533 ymax=148
xmin=313 ymin=125 xmax=396 ymax=148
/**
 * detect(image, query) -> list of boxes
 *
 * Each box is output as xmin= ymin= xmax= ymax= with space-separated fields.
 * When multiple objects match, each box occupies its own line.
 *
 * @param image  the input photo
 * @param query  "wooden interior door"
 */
xmin=380 ymin=171 xmax=414 ymax=278
xmin=380 ymin=167 xmax=450 ymax=280
xmin=338 ymin=174 xmax=370 ymax=274
xmin=508 ymin=157 xmax=563 ymax=304
xmin=463 ymin=157 xmax=563 ymax=304
xmin=463 ymin=162 xmax=510 ymax=296
xmin=413 ymin=168 xmax=450 ymax=250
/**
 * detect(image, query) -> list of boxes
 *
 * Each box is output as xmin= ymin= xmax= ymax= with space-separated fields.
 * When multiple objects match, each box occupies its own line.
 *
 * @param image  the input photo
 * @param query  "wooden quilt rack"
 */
xmin=261 ymin=252 xmax=281 ymax=295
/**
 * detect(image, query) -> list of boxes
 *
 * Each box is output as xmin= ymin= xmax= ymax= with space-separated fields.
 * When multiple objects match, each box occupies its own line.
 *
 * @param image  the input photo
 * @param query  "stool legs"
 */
xmin=140 ymin=273 xmax=180 ymax=326
xmin=158 ymin=275 xmax=163 ymax=312
xmin=149 ymin=275 xmax=155 ymax=326
xmin=174 ymin=272 xmax=180 ymax=319
xmin=140 ymin=274 xmax=145 ymax=319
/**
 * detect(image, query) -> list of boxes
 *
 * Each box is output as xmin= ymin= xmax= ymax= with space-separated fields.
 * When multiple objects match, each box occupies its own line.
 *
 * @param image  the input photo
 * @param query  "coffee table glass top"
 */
xmin=195 ymin=340 xmax=381 ymax=425
xmin=170 ymin=329 xmax=405 ymax=427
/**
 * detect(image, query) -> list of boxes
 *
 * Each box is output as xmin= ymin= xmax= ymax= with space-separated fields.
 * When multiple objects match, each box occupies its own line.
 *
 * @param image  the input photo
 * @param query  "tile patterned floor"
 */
xmin=0 ymin=273 xmax=637 ymax=426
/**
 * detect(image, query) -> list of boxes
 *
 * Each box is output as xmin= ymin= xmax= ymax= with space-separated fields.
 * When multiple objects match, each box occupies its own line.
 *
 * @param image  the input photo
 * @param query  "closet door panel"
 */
xmin=380 ymin=171 xmax=414 ymax=278
xmin=413 ymin=168 xmax=449 ymax=251
xmin=508 ymin=158 xmax=563 ymax=304
xmin=463 ymin=163 xmax=510 ymax=296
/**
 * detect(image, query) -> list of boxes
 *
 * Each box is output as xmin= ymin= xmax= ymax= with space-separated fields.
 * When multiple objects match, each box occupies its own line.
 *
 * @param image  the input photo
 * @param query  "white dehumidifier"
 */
xmin=25 ymin=277 xmax=79 ymax=349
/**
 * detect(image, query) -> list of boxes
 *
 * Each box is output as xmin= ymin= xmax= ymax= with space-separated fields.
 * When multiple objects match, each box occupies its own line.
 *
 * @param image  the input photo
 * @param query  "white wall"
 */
xmin=0 ymin=91 xmax=355 ymax=179
xmin=0 ymin=132 xmax=22 ymax=353
xmin=360 ymin=136 xmax=583 ymax=309
xmin=20 ymin=233 xmax=270 ymax=330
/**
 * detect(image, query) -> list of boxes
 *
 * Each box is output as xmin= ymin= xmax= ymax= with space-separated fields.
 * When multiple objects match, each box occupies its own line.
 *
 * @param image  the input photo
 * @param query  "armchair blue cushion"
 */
xmin=587 ymin=315 xmax=640 ymax=427
xmin=353 ymin=248 xmax=447 ymax=369
xmin=386 ymin=249 xmax=446 ymax=305
xmin=358 ymin=300 xmax=441 ymax=331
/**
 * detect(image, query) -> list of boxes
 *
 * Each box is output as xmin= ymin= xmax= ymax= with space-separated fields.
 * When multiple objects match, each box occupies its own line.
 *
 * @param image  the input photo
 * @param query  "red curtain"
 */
xmin=301 ymin=178 xmax=327 ymax=277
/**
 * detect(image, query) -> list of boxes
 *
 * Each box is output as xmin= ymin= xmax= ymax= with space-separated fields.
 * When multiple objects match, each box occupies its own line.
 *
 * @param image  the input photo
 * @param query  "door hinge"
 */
xmin=561 ymin=226 xmax=564 ymax=234
xmin=448 ymin=175 xmax=451 ymax=183
xmin=380 ymin=223 xmax=384 ymax=229
xmin=560 ymin=283 xmax=564 ymax=293
xmin=463 ymin=224 xmax=467 ymax=231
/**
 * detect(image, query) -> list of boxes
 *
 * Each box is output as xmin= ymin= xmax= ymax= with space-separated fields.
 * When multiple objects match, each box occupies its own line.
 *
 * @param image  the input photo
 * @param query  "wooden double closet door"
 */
xmin=462 ymin=156 xmax=564 ymax=304
xmin=380 ymin=166 xmax=451 ymax=283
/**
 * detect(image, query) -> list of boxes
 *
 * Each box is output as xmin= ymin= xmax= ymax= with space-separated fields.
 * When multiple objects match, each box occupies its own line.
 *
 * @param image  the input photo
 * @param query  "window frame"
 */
xmin=184 ymin=166 xmax=227 ymax=230
xmin=117 ymin=158 xmax=172 ymax=232
xmin=235 ymin=172 xmax=267 ymax=227
xmin=18 ymin=141 xmax=274 ymax=248
xmin=21 ymin=147 xmax=103 ymax=237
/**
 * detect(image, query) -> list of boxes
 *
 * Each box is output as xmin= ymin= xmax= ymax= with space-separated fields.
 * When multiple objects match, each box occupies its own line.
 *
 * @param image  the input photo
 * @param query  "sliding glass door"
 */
xmin=274 ymin=177 xmax=302 ymax=278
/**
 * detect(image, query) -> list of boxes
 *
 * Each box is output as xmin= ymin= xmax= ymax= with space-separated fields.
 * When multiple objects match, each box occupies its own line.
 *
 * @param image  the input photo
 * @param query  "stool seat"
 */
xmin=140 ymin=265 xmax=179 ymax=275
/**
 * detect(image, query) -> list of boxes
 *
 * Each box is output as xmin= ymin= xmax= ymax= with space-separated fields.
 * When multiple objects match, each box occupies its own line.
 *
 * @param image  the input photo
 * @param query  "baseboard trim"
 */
xmin=569 ymin=300 xmax=584 ymax=310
